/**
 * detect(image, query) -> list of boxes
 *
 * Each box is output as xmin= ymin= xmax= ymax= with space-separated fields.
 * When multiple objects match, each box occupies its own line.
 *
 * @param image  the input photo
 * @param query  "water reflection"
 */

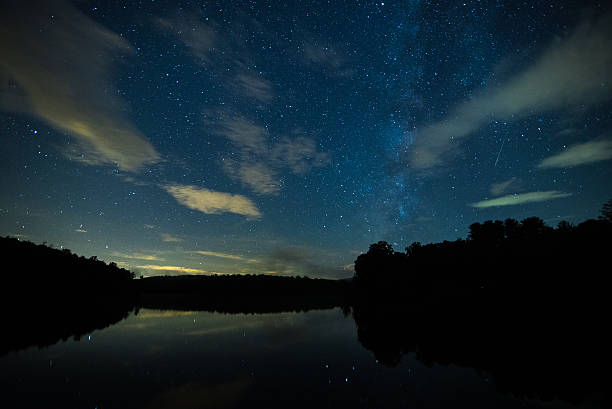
xmin=0 ymin=306 xmax=608 ymax=408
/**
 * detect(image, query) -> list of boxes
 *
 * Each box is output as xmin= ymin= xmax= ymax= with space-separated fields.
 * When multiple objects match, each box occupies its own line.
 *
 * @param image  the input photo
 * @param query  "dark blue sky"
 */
xmin=2 ymin=0 xmax=611 ymax=278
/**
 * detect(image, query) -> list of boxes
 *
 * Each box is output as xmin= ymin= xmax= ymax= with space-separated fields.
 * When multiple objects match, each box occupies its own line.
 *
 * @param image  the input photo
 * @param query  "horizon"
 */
xmin=1 ymin=1 xmax=611 ymax=278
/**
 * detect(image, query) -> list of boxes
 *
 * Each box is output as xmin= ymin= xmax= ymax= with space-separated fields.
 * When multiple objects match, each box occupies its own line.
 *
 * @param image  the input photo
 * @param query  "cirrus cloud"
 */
xmin=213 ymin=114 xmax=330 ymax=195
xmin=136 ymin=265 xmax=207 ymax=275
xmin=193 ymin=250 xmax=255 ymax=261
xmin=470 ymin=191 xmax=572 ymax=208
xmin=538 ymin=139 xmax=612 ymax=168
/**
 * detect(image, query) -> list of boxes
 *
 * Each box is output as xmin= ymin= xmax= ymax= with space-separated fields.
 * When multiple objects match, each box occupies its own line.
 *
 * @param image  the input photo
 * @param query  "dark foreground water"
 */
xmin=0 ymin=308 xmax=601 ymax=409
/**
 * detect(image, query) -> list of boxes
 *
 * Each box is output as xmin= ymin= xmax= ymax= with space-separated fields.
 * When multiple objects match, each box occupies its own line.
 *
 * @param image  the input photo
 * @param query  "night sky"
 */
xmin=1 ymin=0 xmax=611 ymax=278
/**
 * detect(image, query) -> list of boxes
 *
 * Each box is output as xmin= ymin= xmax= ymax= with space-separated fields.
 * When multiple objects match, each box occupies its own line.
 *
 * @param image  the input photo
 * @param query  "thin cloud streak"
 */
xmin=471 ymin=191 xmax=572 ymax=208
xmin=0 ymin=0 xmax=160 ymax=172
xmin=538 ymin=139 xmax=612 ymax=168
xmin=302 ymin=42 xmax=354 ymax=77
xmin=159 ymin=13 xmax=275 ymax=105
xmin=160 ymin=233 xmax=183 ymax=243
xmin=409 ymin=13 xmax=612 ymax=170
xmin=235 ymin=74 xmax=274 ymax=103
xmin=156 ymin=15 xmax=217 ymax=64
xmin=193 ymin=250 xmax=255 ymax=261
xmin=136 ymin=265 xmax=208 ymax=274
xmin=112 ymin=252 xmax=165 ymax=262
xmin=164 ymin=184 xmax=261 ymax=218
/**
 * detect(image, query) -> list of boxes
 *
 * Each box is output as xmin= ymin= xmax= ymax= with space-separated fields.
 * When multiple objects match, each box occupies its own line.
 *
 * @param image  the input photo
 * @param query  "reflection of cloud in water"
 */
xmin=120 ymin=322 xmax=151 ymax=330
xmin=145 ymin=378 xmax=254 ymax=409
xmin=136 ymin=310 xmax=198 ymax=319
xmin=144 ymin=344 xmax=165 ymax=356
xmin=186 ymin=320 xmax=263 ymax=336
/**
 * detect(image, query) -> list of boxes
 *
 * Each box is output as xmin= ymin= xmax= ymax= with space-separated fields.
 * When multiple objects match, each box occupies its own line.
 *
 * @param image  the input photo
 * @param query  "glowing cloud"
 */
xmin=111 ymin=252 xmax=165 ymax=262
xmin=471 ymin=191 xmax=572 ymax=208
xmin=136 ymin=265 xmax=207 ymax=274
xmin=538 ymin=139 xmax=612 ymax=168
xmin=0 ymin=0 xmax=160 ymax=172
xmin=193 ymin=251 xmax=251 ymax=261
xmin=164 ymin=184 xmax=261 ymax=218
xmin=409 ymin=13 xmax=612 ymax=170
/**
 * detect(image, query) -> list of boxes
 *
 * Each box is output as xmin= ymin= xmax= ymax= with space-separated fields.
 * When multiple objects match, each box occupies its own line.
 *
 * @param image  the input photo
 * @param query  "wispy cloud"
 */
xmin=272 ymin=136 xmax=331 ymax=174
xmin=302 ymin=42 xmax=353 ymax=77
xmin=216 ymin=115 xmax=268 ymax=155
xmin=213 ymin=114 xmax=330 ymax=194
xmin=159 ymin=14 xmax=275 ymax=105
xmin=409 ymin=13 xmax=612 ymax=170
xmin=164 ymin=184 xmax=261 ymax=218
xmin=0 ymin=0 xmax=160 ymax=172
xmin=136 ymin=265 xmax=207 ymax=274
xmin=470 ymin=191 xmax=572 ymax=208
xmin=193 ymin=250 xmax=255 ymax=262
xmin=225 ymin=161 xmax=281 ymax=195
xmin=538 ymin=139 xmax=612 ymax=168
xmin=112 ymin=252 xmax=165 ymax=262
xmin=160 ymin=233 xmax=183 ymax=243
xmin=234 ymin=73 xmax=274 ymax=103
xmin=253 ymin=247 xmax=345 ymax=278
xmin=156 ymin=15 xmax=217 ymax=64
xmin=490 ymin=177 xmax=522 ymax=196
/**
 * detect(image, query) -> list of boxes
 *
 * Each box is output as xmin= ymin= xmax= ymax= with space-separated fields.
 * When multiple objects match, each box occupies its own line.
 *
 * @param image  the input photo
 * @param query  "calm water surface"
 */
xmin=0 ymin=308 xmax=586 ymax=408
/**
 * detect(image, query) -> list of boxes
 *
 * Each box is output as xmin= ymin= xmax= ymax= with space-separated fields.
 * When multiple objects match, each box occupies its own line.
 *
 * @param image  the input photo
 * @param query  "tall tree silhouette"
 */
xmin=599 ymin=198 xmax=612 ymax=223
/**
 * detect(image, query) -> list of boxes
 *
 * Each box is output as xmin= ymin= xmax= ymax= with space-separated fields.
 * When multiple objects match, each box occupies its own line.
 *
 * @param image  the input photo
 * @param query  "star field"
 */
xmin=1 ymin=0 xmax=611 ymax=278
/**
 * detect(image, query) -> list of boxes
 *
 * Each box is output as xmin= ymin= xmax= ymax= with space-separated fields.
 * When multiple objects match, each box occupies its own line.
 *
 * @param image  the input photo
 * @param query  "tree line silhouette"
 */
xmin=354 ymin=210 xmax=612 ymax=303
xmin=0 ymin=236 xmax=136 ymax=355
xmin=348 ymin=200 xmax=612 ymax=406
xmin=136 ymin=274 xmax=349 ymax=314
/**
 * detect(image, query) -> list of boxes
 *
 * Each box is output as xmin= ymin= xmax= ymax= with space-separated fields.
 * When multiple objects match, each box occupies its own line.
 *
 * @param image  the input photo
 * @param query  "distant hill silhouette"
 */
xmin=137 ymin=274 xmax=349 ymax=314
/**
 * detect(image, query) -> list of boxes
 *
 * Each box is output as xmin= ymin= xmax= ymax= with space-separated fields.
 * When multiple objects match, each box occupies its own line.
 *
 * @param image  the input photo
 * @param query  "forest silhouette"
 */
xmin=349 ymin=201 xmax=612 ymax=406
xmin=0 ymin=237 xmax=136 ymax=355
xmin=2 ymin=199 xmax=611 ymax=406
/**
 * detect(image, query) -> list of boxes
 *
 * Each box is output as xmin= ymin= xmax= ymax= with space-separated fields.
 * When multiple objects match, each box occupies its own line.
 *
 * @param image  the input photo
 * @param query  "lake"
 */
xmin=0 ymin=308 xmax=602 ymax=408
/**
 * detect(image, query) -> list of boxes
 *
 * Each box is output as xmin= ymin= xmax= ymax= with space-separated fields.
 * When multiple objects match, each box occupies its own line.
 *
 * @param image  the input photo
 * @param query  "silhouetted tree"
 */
xmin=520 ymin=216 xmax=551 ymax=237
xmin=557 ymin=220 xmax=573 ymax=232
xmin=504 ymin=218 xmax=521 ymax=240
xmin=468 ymin=220 xmax=504 ymax=245
xmin=405 ymin=241 xmax=422 ymax=257
xmin=599 ymin=198 xmax=612 ymax=223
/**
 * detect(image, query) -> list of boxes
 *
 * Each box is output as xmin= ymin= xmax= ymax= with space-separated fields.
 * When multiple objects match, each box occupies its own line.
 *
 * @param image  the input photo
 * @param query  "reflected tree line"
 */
xmin=2 ymin=200 xmax=611 ymax=406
